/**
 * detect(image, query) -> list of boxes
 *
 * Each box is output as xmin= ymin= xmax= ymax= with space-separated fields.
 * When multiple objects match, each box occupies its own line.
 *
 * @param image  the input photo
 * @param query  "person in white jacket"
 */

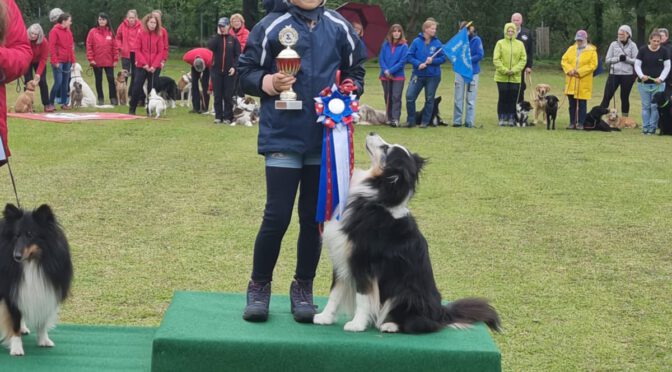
xmin=600 ymin=25 xmax=638 ymax=117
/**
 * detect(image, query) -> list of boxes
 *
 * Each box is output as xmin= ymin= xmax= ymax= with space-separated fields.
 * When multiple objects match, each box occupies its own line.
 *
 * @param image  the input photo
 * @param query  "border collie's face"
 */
xmin=2 ymin=204 xmax=56 ymax=262
xmin=364 ymin=133 xmax=426 ymax=206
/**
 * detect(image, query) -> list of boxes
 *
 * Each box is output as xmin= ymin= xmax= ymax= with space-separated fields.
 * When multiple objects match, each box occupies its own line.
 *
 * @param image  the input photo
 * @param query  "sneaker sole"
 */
xmin=242 ymin=312 xmax=269 ymax=322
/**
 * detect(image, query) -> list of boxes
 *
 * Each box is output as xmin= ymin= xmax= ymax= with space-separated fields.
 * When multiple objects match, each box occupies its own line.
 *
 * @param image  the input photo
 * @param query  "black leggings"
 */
xmin=497 ymin=82 xmax=519 ymax=119
xmin=600 ymin=74 xmax=636 ymax=114
xmin=252 ymin=165 xmax=322 ymax=282
xmin=129 ymin=67 xmax=161 ymax=110
xmin=93 ymin=66 xmax=117 ymax=103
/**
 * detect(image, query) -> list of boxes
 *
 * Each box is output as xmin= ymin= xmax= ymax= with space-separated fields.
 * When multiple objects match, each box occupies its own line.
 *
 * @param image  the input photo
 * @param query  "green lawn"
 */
xmin=3 ymin=53 xmax=671 ymax=371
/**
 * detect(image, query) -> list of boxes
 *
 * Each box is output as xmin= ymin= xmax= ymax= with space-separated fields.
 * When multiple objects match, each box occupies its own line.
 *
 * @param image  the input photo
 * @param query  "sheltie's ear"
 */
xmin=3 ymin=203 xmax=23 ymax=221
xmin=34 ymin=204 xmax=56 ymax=225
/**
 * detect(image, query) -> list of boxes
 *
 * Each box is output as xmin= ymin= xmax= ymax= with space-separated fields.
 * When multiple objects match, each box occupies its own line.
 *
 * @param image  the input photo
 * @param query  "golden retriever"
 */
xmin=533 ymin=84 xmax=551 ymax=125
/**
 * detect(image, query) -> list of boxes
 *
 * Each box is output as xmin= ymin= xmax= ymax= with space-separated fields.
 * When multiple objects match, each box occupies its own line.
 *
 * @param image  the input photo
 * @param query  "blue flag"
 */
xmin=442 ymin=28 xmax=473 ymax=82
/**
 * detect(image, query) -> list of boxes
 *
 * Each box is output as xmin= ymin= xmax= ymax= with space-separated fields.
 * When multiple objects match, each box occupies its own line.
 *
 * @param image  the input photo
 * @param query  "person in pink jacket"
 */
xmin=87 ymin=12 xmax=118 ymax=105
xmin=151 ymin=10 xmax=169 ymax=68
xmin=128 ymin=13 xmax=164 ymax=115
xmin=1 ymin=0 xmax=32 ymax=161
xmin=229 ymin=13 xmax=249 ymax=98
xmin=48 ymin=12 xmax=76 ymax=110
xmin=24 ymin=23 xmax=50 ymax=110
xmin=116 ymin=10 xmax=141 ymax=87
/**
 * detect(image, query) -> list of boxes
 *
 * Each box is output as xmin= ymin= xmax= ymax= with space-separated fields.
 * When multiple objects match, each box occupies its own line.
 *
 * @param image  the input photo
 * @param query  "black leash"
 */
xmin=5 ymin=158 xmax=20 ymax=208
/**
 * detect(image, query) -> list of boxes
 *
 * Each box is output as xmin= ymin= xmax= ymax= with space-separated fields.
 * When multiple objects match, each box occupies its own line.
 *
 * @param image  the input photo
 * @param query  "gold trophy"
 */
xmin=275 ymin=25 xmax=302 ymax=110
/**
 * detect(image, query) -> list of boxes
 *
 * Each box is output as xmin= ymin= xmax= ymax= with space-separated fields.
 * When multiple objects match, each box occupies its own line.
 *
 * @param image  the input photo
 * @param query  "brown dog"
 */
xmin=532 ymin=84 xmax=551 ymax=124
xmin=115 ymin=70 xmax=128 ymax=106
xmin=14 ymin=80 xmax=36 ymax=113
xmin=606 ymin=108 xmax=638 ymax=129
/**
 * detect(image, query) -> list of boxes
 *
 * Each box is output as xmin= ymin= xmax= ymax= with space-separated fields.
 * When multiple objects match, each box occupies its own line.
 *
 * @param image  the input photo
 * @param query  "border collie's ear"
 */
xmin=3 ymin=203 xmax=23 ymax=221
xmin=413 ymin=153 xmax=427 ymax=173
xmin=34 ymin=204 xmax=56 ymax=225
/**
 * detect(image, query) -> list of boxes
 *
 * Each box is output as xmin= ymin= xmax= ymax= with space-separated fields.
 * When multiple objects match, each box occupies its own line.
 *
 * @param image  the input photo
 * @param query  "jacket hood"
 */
xmin=503 ymin=23 xmax=516 ymax=39
xmin=123 ymin=19 xmax=141 ymax=29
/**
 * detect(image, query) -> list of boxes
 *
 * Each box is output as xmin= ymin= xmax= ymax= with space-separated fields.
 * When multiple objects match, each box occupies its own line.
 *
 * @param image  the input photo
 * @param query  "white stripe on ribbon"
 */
xmin=324 ymin=11 xmax=354 ymax=66
xmin=332 ymin=123 xmax=350 ymax=219
xmin=260 ymin=13 xmax=293 ymax=66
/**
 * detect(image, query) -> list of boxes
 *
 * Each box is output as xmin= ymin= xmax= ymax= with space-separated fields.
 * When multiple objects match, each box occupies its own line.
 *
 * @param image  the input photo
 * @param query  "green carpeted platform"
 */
xmin=0 ymin=324 xmax=156 ymax=371
xmin=152 ymin=292 xmax=501 ymax=372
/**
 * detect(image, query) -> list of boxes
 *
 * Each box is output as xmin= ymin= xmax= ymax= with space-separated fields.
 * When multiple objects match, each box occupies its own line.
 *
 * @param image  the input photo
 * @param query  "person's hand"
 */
xmin=654 ymin=78 xmax=662 ymax=84
xmin=419 ymin=63 xmax=427 ymax=70
xmin=228 ymin=67 xmax=235 ymax=76
xmin=384 ymin=70 xmax=391 ymax=78
xmin=507 ymin=70 xmax=514 ymax=76
xmin=272 ymin=72 xmax=296 ymax=92
xmin=90 ymin=61 xmax=96 ymax=66
xmin=525 ymin=67 xmax=532 ymax=74
xmin=425 ymin=56 xmax=433 ymax=65
xmin=149 ymin=67 xmax=156 ymax=73
xmin=619 ymin=54 xmax=626 ymax=62
xmin=642 ymin=75 xmax=650 ymax=82
xmin=55 ymin=63 xmax=60 ymax=69
xmin=34 ymin=74 xmax=40 ymax=82
xmin=160 ymin=62 xmax=165 ymax=69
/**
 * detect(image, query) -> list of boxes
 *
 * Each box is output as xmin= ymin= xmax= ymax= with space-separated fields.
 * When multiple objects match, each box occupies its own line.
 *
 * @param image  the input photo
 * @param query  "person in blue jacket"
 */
xmin=238 ymin=0 xmax=366 ymax=324
xmin=405 ymin=19 xmax=446 ymax=128
xmin=453 ymin=21 xmax=484 ymax=128
xmin=379 ymin=24 xmax=408 ymax=127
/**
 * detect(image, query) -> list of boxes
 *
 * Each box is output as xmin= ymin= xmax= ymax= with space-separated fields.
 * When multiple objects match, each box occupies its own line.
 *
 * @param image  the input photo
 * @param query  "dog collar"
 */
xmin=661 ymin=99 xmax=670 ymax=109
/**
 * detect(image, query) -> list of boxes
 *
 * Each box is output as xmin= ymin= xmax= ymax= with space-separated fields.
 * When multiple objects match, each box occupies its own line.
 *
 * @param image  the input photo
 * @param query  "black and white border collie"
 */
xmin=0 ymin=204 xmax=73 ymax=356
xmin=314 ymin=133 xmax=501 ymax=334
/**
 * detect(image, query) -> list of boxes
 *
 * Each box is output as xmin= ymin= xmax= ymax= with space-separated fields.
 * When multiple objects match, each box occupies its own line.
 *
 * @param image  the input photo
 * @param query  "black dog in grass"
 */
xmin=652 ymin=91 xmax=672 ymax=135
xmin=584 ymin=106 xmax=621 ymax=132
xmin=413 ymin=96 xmax=446 ymax=127
xmin=544 ymin=95 xmax=559 ymax=130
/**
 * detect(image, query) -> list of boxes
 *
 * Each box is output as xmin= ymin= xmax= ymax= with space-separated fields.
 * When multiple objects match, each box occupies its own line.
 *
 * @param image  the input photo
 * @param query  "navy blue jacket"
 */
xmin=407 ymin=33 xmax=446 ymax=78
xmin=238 ymin=4 xmax=367 ymax=155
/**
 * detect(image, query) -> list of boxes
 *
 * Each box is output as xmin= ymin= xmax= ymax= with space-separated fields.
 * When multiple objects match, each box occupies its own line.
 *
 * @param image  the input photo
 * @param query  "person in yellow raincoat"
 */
xmin=561 ymin=29 xmax=598 ymax=129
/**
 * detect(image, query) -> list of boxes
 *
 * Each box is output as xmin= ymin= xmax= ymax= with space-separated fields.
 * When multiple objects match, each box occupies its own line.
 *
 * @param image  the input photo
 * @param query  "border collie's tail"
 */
xmin=443 ymin=298 xmax=501 ymax=332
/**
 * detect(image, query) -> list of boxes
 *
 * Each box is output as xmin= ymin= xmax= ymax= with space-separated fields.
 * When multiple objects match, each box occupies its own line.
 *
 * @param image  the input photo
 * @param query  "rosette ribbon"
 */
xmin=315 ymin=80 xmax=359 ymax=223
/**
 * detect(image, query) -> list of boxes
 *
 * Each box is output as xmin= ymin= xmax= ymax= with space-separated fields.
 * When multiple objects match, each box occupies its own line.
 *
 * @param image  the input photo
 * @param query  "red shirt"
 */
xmin=86 ymin=27 xmax=118 ymax=67
xmin=229 ymin=26 xmax=250 ymax=52
xmin=116 ymin=19 xmax=142 ymax=59
xmin=0 ymin=0 xmax=33 ymax=157
xmin=182 ymin=48 xmax=213 ymax=68
xmin=30 ymin=39 xmax=50 ymax=75
xmin=134 ymin=29 xmax=165 ymax=69
xmin=48 ymin=23 xmax=76 ymax=64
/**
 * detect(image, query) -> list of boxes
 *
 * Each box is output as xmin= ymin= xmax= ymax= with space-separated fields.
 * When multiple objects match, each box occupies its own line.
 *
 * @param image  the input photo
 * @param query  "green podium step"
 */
xmin=151 ymin=291 xmax=501 ymax=372
xmin=0 ymin=324 xmax=155 ymax=372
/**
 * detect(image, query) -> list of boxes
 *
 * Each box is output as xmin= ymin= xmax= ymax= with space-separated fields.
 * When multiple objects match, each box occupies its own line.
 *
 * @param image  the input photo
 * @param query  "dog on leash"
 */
xmin=532 ymin=84 xmax=551 ymax=124
xmin=115 ymin=70 xmax=128 ymax=106
xmin=544 ymin=95 xmax=559 ymax=130
xmin=584 ymin=106 xmax=620 ymax=132
xmin=357 ymin=104 xmax=387 ymax=125
xmin=232 ymin=96 xmax=258 ymax=127
xmin=605 ymin=108 xmax=638 ymax=129
xmin=313 ymin=133 xmax=501 ymax=334
xmin=70 ymin=82 xmax=84 ymax=109
xmin=177 ymin=73 xmax=192 ymax=107
xmin=69 ymin=63 xmax=99 ymax=108
xmin=515 ymin=101 xmax=533 ymax=127
xmin=153 ymin=76 xmax=179 ymax=109
xmin=0 ymin=204 xmax=73 ymax=356
xmin=653 ymin=92 xmax=672 ymax=135
xmin=147 ymin=89 xmax=167 ymax=119
xmin=14 ymin=80 xmax=36 ymax=113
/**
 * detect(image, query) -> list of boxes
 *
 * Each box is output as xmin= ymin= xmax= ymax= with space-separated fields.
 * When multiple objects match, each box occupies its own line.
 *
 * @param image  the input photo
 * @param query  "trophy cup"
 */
xmin=275 ymin=25 xmax=302 ymax=110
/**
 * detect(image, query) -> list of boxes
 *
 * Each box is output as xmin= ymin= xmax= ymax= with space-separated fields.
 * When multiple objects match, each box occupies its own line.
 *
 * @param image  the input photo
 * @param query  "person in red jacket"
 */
xmin=48 ymin=12 xmax=76 ymax=110
xmin=128 ymin=13 xmax=164 ymax=115
xmin=229 ymin=13 xmax=249 ymax=98
xmin=1 ymin=0 xmax=32 ymax=162
xmin=24 ymin=23 xmax=50 ymax=110
xmin=151 ymin=10 xmax=169 ymax=68
xmin=117 ymin=10 xmax=141 ymax=86
xmin=87 ymin=13 xmax=118 ymax=105
xmin=183 ymin=48 xmax=213 ymax=114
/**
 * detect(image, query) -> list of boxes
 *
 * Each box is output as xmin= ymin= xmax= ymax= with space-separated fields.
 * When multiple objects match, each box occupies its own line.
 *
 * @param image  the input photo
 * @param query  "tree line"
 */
xmin=16 ymin=0 xmax=672 ymax=57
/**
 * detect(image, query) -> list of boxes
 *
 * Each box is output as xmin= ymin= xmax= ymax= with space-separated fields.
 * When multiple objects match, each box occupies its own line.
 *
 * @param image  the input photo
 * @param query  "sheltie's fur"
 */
xmin=0 ymin=204 xmax=73 ymax=356
xmin=314 ymin=133 xmax=501 ymax=334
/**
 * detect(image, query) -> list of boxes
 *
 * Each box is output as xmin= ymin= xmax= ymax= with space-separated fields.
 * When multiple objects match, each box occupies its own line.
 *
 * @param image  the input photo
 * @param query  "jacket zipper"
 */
xmin=509 ymin=38 xmax=513 ymax=83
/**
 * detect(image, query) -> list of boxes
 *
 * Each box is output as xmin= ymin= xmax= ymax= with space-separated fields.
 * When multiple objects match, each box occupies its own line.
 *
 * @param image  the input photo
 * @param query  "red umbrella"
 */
xmin=335 ymin=2 xmax=389 ymax=59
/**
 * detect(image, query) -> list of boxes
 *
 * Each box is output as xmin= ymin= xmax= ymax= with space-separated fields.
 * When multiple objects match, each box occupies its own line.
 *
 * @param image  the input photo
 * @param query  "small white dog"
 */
xmin=147 ymin=89 xmax=167 ymax=119
xmin=69 ymin=63 xmax=113 ymax=108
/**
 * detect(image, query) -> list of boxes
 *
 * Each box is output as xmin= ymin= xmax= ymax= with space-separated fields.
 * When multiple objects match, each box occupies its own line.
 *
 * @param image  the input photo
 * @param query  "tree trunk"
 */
xmin=636 ymin=13 xmax=646 ymax=46
xmin=594 ymin=1 xmax=604 ymax=50
xmin=243 ymin=0 xmax=261 ymax=29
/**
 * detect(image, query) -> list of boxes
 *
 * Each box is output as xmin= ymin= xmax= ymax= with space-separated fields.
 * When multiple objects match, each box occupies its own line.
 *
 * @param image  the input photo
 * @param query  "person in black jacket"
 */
xmin=660 ymin=28 xmax=672 ymax=95
xmin=207 ymin=17 xmax=241 ymax=124
xmin=511 ymin=12 xmax=534 ymax=103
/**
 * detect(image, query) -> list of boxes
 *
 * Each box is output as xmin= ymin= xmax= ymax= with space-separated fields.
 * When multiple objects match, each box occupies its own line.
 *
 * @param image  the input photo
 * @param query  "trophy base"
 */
xmin=275 ymin=100 xmax=303 ymax=110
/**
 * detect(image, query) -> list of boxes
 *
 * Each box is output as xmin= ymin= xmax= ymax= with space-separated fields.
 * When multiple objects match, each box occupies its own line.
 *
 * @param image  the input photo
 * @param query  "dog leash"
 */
xmin=0 ymin=136 xmax=21 ymax=208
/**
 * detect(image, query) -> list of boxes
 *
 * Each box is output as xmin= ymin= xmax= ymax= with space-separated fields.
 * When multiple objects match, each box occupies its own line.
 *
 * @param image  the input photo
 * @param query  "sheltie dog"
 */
xmin=0 ymin=204 xmax=73 ymax=356
xmin=314 ymin=133 xmax=501 ymax=334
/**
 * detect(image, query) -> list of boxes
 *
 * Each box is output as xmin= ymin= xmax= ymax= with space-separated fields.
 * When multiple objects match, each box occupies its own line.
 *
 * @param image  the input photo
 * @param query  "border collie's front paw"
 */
xmin=344 ymin=320 xmax=367 ymax=332
xmin=313 ymin=312 xmax=335 ymax=325
xmin=380 ymin=322 xmax=399 ymax=333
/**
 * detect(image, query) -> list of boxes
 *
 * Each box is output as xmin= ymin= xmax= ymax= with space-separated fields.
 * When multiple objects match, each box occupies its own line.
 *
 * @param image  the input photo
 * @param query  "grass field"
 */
xmin=3 ymin=52 xmax=672 ymax=371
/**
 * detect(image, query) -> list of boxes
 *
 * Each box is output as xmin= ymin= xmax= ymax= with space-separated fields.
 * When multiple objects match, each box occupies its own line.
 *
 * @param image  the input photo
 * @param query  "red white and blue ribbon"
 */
xmin=315 ymin=80 xmax=359 ymax=223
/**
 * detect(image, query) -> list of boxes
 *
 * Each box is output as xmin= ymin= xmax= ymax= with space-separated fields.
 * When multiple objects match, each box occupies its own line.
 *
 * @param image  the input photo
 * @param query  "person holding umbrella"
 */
xmin=379 ymin=24 xmax=408 ymax=127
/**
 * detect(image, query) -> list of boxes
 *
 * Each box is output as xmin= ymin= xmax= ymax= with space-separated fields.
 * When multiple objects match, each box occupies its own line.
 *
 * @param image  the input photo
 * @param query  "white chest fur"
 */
xmin=17 ymin=262 xmax=59 ymax=331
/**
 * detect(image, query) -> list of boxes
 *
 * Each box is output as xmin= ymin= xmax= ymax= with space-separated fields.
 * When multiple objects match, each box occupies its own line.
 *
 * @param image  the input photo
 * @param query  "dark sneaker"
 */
xmin=97 ymin=98 xmax=104 ymax=106
xmin=243 ymin=280 xmax=271 ymax=322
xmin=290 ymin=279 xmax=317 ymax=323
xmin=128 ymin=108 xmax=136 ymax=115
xmin=111 ymin=98 xmax=118 ymax=106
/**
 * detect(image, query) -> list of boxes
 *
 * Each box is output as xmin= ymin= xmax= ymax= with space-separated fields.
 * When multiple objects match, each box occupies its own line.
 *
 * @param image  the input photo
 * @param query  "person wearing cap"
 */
xmin=600 ymin=25 xmax=638 ymax=118
xmin=660 ymin=28 xmax=672 ymax=95
xmin=511 ymin=13 xmax=534 ymax=104
xmin=238 ymin=0 xmax=366 ymax=324
xmin=453 ymin=21 xmax=483 ymax=128
xmin=561 ymin=29 xmax=597 ymax=129
xmin=207 ymin=17 xmax=240 ymax=124
xmin=182 ymin=47 xmax=213 ymax=113
xmin=493 ymin=22 xmax=527 ymax=126
xmin=634 ymin=29 xmax=671 ymax=135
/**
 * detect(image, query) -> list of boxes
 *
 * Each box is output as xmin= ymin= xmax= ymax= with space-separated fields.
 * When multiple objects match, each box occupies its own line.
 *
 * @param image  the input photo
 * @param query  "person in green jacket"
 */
xmin=493 ymin=22 xmax=527 ymax=126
